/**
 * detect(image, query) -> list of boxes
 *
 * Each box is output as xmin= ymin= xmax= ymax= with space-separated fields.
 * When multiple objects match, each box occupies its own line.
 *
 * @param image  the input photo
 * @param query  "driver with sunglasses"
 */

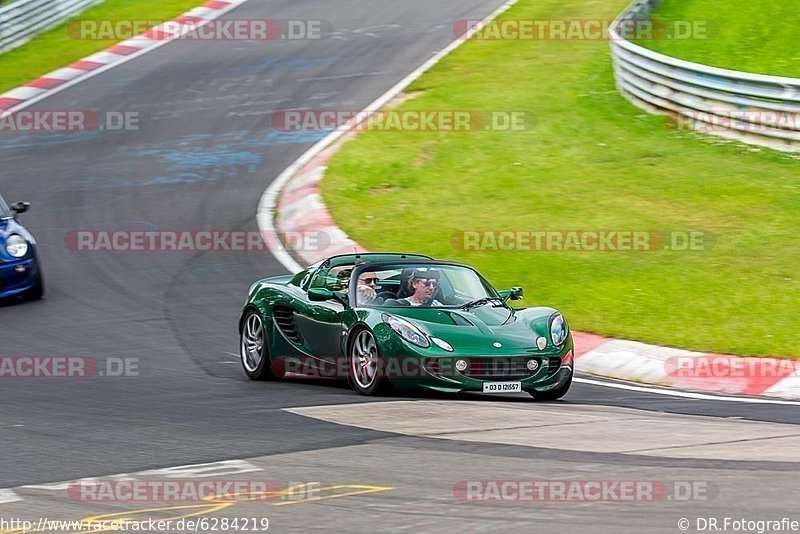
xmin=356 ymin=271 xmax=381 ymax=304
xmin=398 ymin=268 xmax=442 ymax=307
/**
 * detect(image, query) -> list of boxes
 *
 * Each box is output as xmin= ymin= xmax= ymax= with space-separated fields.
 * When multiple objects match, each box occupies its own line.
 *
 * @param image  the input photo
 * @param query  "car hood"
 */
xmin=381 ymin=305 xmax=562 ymax=354
xmin=0 ymin=217 xmax=31 ymax=240
xmin=0 ymin=217 xmax=37 ymax=261
xmin=0 ymin=217 xmax=14 ymax=245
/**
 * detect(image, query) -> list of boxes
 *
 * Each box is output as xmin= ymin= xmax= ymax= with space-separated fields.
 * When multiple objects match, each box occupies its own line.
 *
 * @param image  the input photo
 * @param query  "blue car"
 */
xmin=0 ymin=195 xmax=43 ymax=301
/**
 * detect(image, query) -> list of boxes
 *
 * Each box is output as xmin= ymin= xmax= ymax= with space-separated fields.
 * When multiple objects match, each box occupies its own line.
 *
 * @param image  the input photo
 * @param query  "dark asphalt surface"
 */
xmin=0 ymin=0 xmax=797 ymax=515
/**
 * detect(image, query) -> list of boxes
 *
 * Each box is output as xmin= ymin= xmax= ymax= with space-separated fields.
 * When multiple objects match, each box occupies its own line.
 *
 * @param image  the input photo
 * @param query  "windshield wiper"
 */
xmin=459 ymin=297 xmax=504 ymax=310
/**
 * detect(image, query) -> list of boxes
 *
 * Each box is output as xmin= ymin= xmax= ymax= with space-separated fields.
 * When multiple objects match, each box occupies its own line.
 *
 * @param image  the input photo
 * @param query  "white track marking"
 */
xmin=258 ymin=0 xmax=520 ymax=274
xmin=1 ymin=460 xmax=262 ymax=505
xmin=136 ymin=459 xmax=262 ymax=478
xmin=0 ymin=489 xmax=21 ymax=504
xmin=575 ymin=377 xmax=800 ymax=406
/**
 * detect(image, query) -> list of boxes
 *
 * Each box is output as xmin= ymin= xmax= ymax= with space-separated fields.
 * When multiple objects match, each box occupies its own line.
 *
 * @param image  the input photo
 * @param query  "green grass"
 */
xmin=638 ymin=0 xmax=800 ymax=77
xmin=0 ymin=0 xmax=206 ymax=93
xmin=322 ymin=0 xmax=800 ymax=358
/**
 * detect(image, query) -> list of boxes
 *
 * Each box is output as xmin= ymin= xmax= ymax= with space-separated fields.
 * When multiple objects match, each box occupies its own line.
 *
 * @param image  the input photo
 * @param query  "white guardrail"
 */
xmin=610 ymin=0 xmax=800 ymax=152
xmin=0 ymin=0 xmax=105 ymax=54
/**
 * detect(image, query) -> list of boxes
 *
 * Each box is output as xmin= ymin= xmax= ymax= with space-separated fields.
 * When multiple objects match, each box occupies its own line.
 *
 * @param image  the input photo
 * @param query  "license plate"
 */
xmin=482 ymin=381 xmax=522 ymax=393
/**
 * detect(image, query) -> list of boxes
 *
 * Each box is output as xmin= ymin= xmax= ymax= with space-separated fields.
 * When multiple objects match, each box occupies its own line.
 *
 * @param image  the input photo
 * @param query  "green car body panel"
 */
xmin=240 ymin=253 xmax=573 ymax=396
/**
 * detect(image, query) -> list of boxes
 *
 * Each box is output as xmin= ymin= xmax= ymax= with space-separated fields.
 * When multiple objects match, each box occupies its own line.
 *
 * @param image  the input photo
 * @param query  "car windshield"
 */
xmin=0 ymin=195 xmax=10 ymax=218
xmin=353 ymin=263 xmax=497 ymax=308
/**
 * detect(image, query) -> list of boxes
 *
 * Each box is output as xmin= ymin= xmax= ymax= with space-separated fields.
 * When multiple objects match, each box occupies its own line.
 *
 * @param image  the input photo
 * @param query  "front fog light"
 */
xmin=536 ymin=336 xmax=547 ymax=350
xmin=455 ymin=359 xmax=468 ymax=372
xmin=527 ymin=359 xmax=539 ymax=371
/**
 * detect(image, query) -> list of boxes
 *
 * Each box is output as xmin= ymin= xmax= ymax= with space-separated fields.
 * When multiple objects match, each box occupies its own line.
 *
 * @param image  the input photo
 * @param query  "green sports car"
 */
xmin=239 ymin=253 xmax=574 ymax=400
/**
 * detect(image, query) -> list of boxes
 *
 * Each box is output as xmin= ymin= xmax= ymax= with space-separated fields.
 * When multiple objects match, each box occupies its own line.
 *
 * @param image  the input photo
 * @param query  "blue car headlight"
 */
xmin=6 ymin=234 xmax=28 ymax=258
xmin=382 ymin=313 xmax=430 ymax=348
xmin=550 ymin=313 xmax=568 ymax=346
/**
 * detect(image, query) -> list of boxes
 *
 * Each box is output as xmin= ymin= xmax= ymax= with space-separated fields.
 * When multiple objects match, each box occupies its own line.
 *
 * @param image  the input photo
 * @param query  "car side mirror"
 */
xmin=10 ymin=201 xmax=30 ymax=216
xmin=500 ymin=286 xmax=523 ymax=304
xmin=308 ymin=287 xmax=335 ymax=301
xmin=308 ymin=287 xmax=349 ymax=306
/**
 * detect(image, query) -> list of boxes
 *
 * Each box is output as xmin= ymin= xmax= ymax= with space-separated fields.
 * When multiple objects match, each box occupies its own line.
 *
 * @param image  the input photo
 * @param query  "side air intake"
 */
xmin=273 ymin=307 xmax=302 ymax=344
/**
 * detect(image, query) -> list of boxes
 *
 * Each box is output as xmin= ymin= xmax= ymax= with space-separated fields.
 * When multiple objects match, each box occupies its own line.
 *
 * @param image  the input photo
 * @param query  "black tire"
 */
xmin=239 ymin=309 xmax=282 ymax=381
xmin=347 ymin=327 xmax=388 ymax=395
xmin=530 ymin=371 xmax=573 ymax=401
xmin=26 ymin=270 xmax=44 ymax=301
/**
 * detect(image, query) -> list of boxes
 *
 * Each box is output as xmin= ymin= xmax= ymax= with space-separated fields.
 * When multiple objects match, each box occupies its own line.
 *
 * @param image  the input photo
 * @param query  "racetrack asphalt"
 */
xmin=0 ymin=0 xmax=797 ymax=530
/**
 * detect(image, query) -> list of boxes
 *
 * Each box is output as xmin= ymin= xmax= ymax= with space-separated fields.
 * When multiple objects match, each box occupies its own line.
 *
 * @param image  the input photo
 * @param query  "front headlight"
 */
xmin=382 ymin=313 xmax=430 ymax=348
xmin=6 ymin=234 xmax=28 ymax=258
xmin=550 ymin=313 xmax=568 ymax=346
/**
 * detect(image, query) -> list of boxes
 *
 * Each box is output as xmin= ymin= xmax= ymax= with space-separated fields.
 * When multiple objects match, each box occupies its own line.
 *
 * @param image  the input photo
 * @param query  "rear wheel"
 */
xmin=530 ymin=371 xmax=572 ymax=401
xmin=240 ymin=310 xmax=280 ymax=380
xmin=347 ymin=328 xmax=387 ymax=395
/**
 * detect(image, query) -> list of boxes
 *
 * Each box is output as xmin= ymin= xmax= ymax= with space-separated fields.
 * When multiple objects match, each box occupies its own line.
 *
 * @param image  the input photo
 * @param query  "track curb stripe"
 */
xmin=0 ymin=0 xmax=249 ymax=116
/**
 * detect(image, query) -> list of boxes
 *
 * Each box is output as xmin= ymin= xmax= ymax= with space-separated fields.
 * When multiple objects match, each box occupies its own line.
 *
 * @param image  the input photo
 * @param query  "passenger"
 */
xmin=398 ymin=269 xmax=442 ymax=307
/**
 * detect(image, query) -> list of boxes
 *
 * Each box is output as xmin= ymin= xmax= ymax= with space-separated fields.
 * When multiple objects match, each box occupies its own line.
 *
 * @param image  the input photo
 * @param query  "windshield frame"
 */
xmin=349 ymin=260 xmax=500 ymax=309
xmin=0 ymin=195 xmax=11 ymax=219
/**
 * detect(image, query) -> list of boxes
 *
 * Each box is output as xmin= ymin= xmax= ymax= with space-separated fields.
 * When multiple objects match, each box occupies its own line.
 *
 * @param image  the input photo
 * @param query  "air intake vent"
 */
xmin=273 ymin=307 xmax=302 ymax=344
xmin=447 ymin=313 xmax=475 ymax=327
xmin=547 ymin=357 xmax=561 ymax=374
xmin=461 ymin=357 xmax=538 ymax=380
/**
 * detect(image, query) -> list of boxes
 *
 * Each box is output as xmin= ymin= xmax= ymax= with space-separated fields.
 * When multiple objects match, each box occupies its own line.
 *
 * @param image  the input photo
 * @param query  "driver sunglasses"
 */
xmin=361 ymin=277 xmax=379 ymax=285
xmin=416 ymin=278 xmax=439 ymax=288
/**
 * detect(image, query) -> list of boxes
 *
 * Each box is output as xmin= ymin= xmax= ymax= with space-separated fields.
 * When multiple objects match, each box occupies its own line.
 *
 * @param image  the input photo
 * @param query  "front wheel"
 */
xmin=347 ymin=328 xmax=387 ymax=395
xmin=240 ymin=310 xmax=280 ymax=381
xmin=27 ymin=270 xmax=44 ymax=300
xmin=529 ymin=371 xmax=572 ymax=401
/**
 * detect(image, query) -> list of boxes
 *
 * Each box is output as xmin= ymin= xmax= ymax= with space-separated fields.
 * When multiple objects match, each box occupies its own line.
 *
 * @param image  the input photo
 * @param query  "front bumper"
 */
xmin=0 ymin=257 xmax=40 ymax=298
xmin=383 ymin=336 xmax=574 ymax=394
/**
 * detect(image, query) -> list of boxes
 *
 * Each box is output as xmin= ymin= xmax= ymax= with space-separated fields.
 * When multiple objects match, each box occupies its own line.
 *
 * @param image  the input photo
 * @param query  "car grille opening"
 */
xmin=424 ymin=360 xmax=443 ymax=375
xmin=460 ymin=357 xmax=540 ymax=380
xmin=547 ymin=357 xmax=562 ymax=374
xmin=273 ymin=307 xmax=302 ymax=344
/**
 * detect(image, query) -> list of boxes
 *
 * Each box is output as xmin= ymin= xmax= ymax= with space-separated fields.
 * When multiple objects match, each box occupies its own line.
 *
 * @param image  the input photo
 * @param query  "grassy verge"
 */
xmin=322 ymin=0 xmax=800 ymax=357
xmin=0 ymin=0 xmax=206 ymax=93
xmin=637 ymin=0 xmax=800 ymax=77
